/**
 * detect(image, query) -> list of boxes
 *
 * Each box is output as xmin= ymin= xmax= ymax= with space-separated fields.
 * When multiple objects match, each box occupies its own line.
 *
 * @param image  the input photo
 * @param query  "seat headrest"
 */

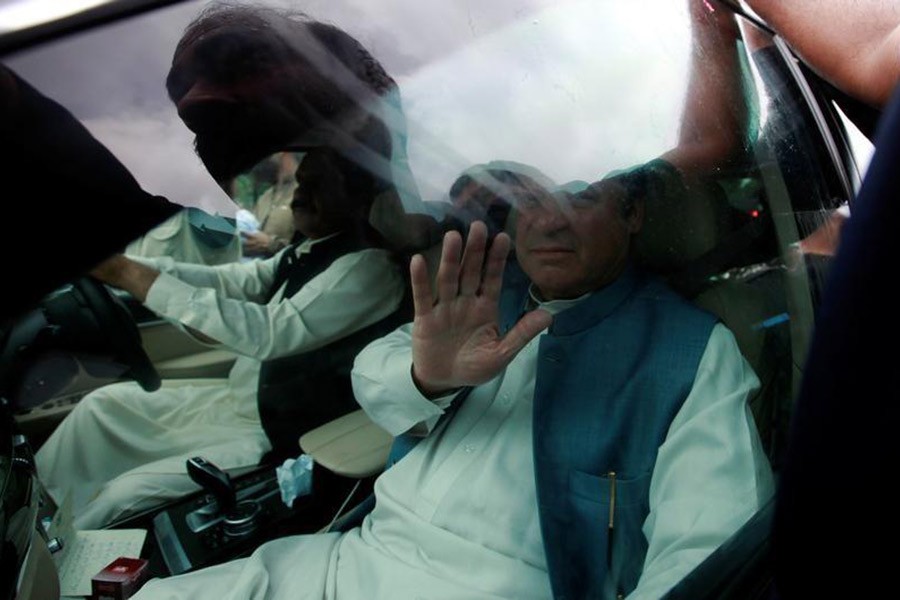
xmin=632 ymin=175 xmax=732 ymax=275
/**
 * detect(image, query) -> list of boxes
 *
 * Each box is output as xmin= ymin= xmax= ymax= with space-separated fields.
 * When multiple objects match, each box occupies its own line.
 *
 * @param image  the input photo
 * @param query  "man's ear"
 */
xmin=627 ymin=199 xmax=645 ymax=234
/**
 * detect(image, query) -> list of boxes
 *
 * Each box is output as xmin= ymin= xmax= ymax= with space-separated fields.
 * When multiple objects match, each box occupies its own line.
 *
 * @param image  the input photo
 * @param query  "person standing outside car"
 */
xmin=741 ymin=0 xmax=900 ymax=111
xmin=0 ymin=65 xmax=181 ymax=320
xmin=34 ymin=4 xmax=412 ymax=530
xmin=736 ymin=2 xmax=900 ymax=598
xmin=242 ymin=152 xmax=303 ymax=258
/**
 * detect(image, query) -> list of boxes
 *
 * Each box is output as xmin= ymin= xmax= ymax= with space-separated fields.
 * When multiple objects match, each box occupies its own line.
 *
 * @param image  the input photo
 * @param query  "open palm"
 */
xmin=410 ymin=221 xmax=552 ymax=396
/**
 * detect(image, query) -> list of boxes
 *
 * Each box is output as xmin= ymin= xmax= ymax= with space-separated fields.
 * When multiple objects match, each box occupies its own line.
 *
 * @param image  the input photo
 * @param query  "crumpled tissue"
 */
xmin=276 ymin=454 xmax=314 ymax=507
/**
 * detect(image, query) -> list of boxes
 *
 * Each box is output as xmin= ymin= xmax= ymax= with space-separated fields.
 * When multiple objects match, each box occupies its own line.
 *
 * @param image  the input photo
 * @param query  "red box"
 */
xmin=91 ymin=557 xmax=150 ymax=600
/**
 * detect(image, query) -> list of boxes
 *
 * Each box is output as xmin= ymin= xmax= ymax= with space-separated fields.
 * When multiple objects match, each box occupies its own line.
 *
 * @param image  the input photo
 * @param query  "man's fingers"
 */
xmin=88 ymin=253 xmax=126 ymax=282
xmin=459 ymin=221 xmax=488 ymax=296
xmin=410 ymin=254 xmax=434 ymax=317
xmin=480 ymin=232 xmax=511 ymax=299
xmin=498 ymin=308 xmax=553 ymax=358
xmin=436 ymin=230 xmax=462 ymax=302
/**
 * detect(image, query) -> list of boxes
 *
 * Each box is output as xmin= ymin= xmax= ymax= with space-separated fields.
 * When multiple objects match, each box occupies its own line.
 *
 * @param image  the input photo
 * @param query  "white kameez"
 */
xmin=35 ymin=236 xmax=404 ymax=529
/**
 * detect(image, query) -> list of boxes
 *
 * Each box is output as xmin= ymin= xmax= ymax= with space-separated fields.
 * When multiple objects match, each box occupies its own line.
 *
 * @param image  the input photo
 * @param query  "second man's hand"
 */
xmin=241 ymin=230 xmax=274 ymax=255
xmin=89 ymin=254 xmax=160 ymax=303
xmin=410 ymin=221 xmax=552 ymax=397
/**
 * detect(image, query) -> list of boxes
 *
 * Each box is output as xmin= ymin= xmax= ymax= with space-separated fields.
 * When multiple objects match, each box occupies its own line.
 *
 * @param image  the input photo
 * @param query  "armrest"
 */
xmin=299 ymin=409 xmax=393 ymax=479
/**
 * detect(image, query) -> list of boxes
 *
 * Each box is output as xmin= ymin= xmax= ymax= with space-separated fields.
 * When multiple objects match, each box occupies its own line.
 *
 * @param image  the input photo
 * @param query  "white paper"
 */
xmin=48 ymin=493 xmax=147 ymax=597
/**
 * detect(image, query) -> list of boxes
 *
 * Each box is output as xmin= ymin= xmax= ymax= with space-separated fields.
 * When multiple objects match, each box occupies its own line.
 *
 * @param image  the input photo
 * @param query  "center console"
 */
xmin=151 ymin=458 xmax=289 ymax=575
xmin=111 ymin=458 xmax=368 ymax=579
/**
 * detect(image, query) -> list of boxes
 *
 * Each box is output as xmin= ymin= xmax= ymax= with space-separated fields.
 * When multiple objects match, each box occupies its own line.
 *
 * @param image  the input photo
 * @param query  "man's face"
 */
xmin=515 ymin=181 xmax=643 ymax=300
xmin=290 ymin=150 xmax=356 ymax=240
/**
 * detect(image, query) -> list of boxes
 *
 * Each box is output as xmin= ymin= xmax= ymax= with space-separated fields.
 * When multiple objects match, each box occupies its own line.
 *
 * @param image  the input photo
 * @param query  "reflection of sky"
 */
xmin=0 ymin=0 xmax=113 ymax=32
xmin=4 ymin=0 xmax=691 ymax=215
xmin=401 ymin=0 xmax=690 ymax=200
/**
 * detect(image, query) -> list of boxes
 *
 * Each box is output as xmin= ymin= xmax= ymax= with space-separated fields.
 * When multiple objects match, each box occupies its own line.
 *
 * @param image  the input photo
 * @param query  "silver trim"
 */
xmin=184 ymin=478 xmax=277 ymax=533
xmin=153 ymin=511 xmax=192 ymax=575
xmin=772 ymin=36 xmax=854 ymax=203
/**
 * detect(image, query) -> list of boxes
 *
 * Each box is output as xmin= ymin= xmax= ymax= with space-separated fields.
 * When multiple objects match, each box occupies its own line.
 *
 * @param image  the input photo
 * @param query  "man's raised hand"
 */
xmin=410 ymin=221 xmax=552 ymax=396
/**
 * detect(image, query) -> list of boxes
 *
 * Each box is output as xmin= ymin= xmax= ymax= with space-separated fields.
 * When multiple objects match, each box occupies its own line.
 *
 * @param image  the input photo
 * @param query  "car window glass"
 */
xmin=739 ymin=18 xmax=851 ymax=428
xmin=2 ymin=0 xmax=855 ymax=596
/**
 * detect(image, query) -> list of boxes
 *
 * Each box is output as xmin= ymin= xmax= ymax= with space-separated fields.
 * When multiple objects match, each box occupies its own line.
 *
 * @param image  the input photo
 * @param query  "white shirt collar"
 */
xmin=527 ymin=285 xmax=591 ymax=316
xmin=295 ymin=231 xmax=343 ymax=257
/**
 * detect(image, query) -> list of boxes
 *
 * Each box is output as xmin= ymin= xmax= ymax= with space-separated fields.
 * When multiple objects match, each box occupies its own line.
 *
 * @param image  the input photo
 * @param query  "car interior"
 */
xmin=0 ymin=0 xmax=874 ymax=598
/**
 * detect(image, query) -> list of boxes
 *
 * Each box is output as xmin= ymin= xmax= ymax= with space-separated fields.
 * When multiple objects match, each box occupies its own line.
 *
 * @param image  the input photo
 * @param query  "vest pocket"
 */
xmin=566 ymin=469 xmax=652 ymax=598
xmin=568 ymin=469 xmax=651 ymax=506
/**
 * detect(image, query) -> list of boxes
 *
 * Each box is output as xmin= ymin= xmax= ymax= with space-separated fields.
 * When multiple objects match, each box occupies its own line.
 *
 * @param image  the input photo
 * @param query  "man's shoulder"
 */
xmin=629 ymin=272 xmax=719 ymax=331
xmin=328 ymin=246 xmax=399 ymax=278
xmin=633 ymin=273 xmax=712 ymax=311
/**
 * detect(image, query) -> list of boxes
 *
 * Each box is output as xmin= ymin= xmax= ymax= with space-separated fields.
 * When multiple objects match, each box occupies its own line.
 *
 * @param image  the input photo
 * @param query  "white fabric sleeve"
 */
xmin=351 ymin=322 xmax=458 ymax=436
xmin=130 ymin=251 xmax=282 ymax=303
xmin=143 ymin=248 xmax=403 ymax=361
xmin=627 ymin=323 xmax=776 ymax=600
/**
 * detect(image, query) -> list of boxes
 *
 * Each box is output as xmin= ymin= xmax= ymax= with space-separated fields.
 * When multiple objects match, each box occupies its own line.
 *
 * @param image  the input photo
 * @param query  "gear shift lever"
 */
xmin=186 ymin=456 xmax=261 ymax=537
xmin=187 ymin=456 xmax=236 ymax=515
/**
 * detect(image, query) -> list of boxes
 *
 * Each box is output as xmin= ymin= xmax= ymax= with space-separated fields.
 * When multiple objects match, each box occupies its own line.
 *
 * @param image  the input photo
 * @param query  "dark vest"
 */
xmin=258 ymin=232 xmax=408 ymax=462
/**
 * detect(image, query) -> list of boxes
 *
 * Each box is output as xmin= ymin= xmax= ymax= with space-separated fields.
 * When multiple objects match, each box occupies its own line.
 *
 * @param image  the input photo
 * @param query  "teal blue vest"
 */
xmin=500 ymin=267 xmax=716 ymax=599
xmin=391 ymin=266 xmax=716 ymax=599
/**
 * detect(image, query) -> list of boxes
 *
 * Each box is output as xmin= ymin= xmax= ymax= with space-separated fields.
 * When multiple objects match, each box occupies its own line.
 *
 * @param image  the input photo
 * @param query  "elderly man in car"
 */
xmin=348 ymin=165 xmax=776 ymax=600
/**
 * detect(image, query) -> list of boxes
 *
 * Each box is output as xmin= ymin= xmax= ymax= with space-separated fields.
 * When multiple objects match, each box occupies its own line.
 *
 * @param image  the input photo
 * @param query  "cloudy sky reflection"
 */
xmin=4 ymin=0 xmax=691 ymax=216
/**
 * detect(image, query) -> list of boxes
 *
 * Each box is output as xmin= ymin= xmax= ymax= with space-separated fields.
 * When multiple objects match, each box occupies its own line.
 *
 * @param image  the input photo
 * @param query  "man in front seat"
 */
xmin=36 ymin=143 xmax=406 ymax=529
xmin=34 ymin=5 xmax=412 ymax=529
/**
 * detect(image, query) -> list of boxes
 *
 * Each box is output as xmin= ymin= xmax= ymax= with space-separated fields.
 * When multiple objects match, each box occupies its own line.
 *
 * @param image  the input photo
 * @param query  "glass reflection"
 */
xmin=1 ymin=0 xmax=855 ymax=597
